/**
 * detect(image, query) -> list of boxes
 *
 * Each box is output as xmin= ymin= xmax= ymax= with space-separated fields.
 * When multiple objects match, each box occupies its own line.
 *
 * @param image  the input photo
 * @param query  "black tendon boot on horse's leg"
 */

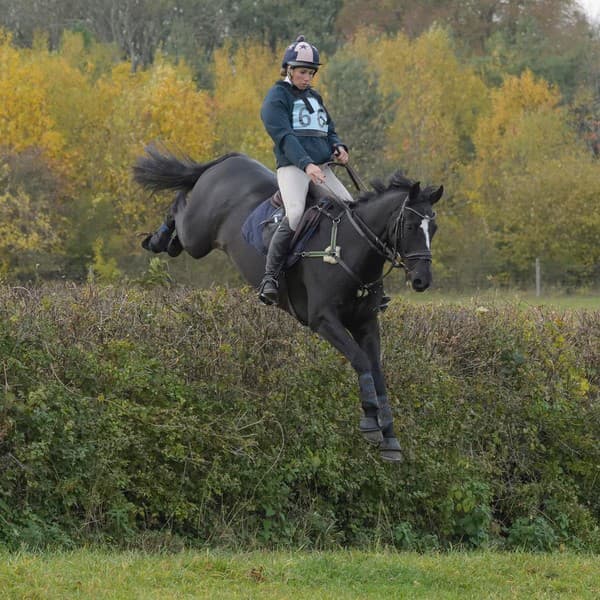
xmin=377 ymin=395 xmax=402 ymax=462
xmin=258 ymin=217 xmax=294 ymax=305
xmin=142 ymin=213 xmax=175 ymax=253
xmin=358 ymin=373 xmax=384 ymax=445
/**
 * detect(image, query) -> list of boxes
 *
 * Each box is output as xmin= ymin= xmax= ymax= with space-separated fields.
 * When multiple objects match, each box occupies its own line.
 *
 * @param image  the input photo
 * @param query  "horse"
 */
xmin=133 ymin=146 xmax=443 ymax=462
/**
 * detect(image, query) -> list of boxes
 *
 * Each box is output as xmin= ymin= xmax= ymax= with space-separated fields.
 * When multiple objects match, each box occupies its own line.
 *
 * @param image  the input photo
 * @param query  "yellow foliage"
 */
xmin=213 ymin=41 xmax=278 ymax=166
xmin=139 ymin=56 xmax=216 ymax=159
xmin=1 ymin=27 xmax=595 ymax=284
xmin=349 ymin=28 xmax=488 ymax=182
xmin=0 ymin=31 xmax=65 ymax=160
xmin=1 ymin=29 xmax=220 ymax=267
xmin=0 ymin=187 xmax=58 ymax=273
xmin=458 ymin=69 xmax=597 ymax=280
xmin=87 ymin=238 xmax=122 ymax=283
xmin=464 ymin=70 xmax=579 ymax=206
xmin=473 ymin=70 xmax=563 ymax=163
xmin=99 ymin=56 xmax=216 ymax=227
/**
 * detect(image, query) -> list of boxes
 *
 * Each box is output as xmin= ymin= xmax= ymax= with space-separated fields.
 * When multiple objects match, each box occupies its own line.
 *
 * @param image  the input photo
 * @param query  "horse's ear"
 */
xmin=408 ymin=181 xmax=420 ymax=203
xmin=431 ymin=185 xmax=443 ymax=204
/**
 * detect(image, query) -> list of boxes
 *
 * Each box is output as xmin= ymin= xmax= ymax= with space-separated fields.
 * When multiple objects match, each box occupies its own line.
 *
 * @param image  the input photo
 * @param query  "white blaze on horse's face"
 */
xmin=420 ymin=217 xmax=431 ymax=250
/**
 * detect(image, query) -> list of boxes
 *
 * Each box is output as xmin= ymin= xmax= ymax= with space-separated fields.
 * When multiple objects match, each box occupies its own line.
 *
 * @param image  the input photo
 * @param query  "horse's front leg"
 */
xmin=309 ymin=310 xmax=401 ymax=462
xmin=349 ymin=317 xmax=402 ymax=462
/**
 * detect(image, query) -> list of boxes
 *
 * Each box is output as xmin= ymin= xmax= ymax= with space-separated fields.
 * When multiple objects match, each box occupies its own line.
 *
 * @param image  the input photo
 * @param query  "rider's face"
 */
xmin=289 ymin=67 xmax=316 ymax=89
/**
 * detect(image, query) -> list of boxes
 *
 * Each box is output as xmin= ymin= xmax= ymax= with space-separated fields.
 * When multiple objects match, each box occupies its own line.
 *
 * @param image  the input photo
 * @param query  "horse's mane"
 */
xmin=357 ymin=170 xmax=416 ymax=202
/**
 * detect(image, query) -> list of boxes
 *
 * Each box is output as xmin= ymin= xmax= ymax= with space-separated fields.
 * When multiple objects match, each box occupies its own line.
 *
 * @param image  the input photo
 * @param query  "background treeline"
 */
xmin=1 ymin=285 xmax=598 ymax=550
xmin=1 ymin=0 xmax=599 ymax=290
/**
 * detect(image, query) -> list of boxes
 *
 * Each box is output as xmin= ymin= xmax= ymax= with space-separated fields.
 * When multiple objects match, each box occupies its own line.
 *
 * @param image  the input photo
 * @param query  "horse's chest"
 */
xmin=338 ymin=293 xmax=380 ymax=323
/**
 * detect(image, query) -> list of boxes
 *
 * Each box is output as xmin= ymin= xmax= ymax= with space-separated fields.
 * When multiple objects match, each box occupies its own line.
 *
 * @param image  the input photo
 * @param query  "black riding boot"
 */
xmin=258 ymin=218 xmax=294 ymax=305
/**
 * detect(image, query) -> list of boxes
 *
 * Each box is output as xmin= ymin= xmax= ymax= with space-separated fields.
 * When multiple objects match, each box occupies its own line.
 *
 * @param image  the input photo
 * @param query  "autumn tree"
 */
xmin=321 ymin=53 xmax=395 ymax=182
xmin=212 ymin=41 xmax=276 ymax=166
xmin=0 ymin=31 xmax=64 ymax=159
xmin=0 ymin=31 xmax=69 ymax=276
xmin=461 ymin=70 xmax=600 ymax=286
xmin=349 ymin=28 xmax=488 ymax=185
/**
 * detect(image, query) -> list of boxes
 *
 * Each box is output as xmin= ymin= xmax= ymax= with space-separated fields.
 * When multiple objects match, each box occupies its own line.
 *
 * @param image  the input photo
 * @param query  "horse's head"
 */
xmin=357 ymin=171 xmax=443 ymax=292
xmin=368 ymin=173 xmax=443 ymax=292
xmin=394 ymin=182 xmax=443 ymax=291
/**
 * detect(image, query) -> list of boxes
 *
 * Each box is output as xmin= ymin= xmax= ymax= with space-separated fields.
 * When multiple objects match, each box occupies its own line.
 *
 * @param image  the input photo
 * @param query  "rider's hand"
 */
xmin=305 ymin=163 xmax=326 ymax=184
xmin=333 ymin=145 xmax=349 ymax=165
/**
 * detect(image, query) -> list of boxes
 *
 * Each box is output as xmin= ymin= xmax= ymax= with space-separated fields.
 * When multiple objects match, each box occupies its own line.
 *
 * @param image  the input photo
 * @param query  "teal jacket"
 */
xmin=260 ymin=80 xmax=346 ymax=171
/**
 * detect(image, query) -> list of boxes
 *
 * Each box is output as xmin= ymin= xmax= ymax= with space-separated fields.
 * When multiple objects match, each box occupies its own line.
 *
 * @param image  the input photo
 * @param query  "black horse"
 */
xmin=134 ymin=146 xmax=443 ymax=461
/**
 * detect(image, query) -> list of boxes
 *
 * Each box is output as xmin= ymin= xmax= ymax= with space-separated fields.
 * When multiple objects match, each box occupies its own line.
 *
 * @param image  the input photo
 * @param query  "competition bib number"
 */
xmin=292 ymin=97 xmax=328 ymax=135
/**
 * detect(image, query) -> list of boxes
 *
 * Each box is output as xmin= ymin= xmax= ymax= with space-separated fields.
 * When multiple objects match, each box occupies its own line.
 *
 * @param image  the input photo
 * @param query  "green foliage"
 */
xmin=87 ymin=238 xmax=123 ymax=283
xmin=506 ymin=517 xmax=558 ymax=551
xmin=321 ymin=54 xmax=396 ymax=182
xmin=0 ymin=285 xmax=598 ymax=551
xmin=136 ymin=257 xmax=173 ymax=288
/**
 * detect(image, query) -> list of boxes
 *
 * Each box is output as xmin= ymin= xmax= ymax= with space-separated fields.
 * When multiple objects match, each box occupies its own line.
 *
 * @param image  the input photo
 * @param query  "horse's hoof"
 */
xmin=167 ymin=235 xmax=183 ymax=257
xmin=379 ymin=437 xmax=402 ymax=462
xmin=141 ymin=234 xmax=154 ymax=252
xmin=359 ymin=417 xmax=383 ymax=445
xmin=362 ymin=429 xmax=384 ymax=445
xmin=142 ymin=227 xmax=171 ymax=253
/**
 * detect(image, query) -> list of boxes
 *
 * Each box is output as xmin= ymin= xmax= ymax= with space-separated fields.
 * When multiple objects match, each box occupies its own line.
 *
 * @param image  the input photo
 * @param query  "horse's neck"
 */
xmin=354 ymin=191 xmax=405 ymax=237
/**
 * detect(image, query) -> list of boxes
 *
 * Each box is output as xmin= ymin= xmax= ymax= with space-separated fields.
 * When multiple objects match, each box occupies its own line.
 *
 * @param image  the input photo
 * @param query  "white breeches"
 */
xmin=276 ymin=164 xmax=355 ymax=230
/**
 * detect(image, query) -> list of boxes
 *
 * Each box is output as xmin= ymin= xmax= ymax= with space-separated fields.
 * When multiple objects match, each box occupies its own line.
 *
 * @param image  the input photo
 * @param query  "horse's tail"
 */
xmin=133 ymin=144 xmax=243 ymax=194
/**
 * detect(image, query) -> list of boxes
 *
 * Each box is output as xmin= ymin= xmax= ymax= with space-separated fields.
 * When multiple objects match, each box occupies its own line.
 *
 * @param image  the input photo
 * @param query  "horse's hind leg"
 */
xmin=142 ymin=191 xmax=184 ymax=256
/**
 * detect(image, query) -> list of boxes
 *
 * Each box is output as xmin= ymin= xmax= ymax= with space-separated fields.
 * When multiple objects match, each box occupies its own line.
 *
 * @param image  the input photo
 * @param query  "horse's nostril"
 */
xmin=412 ymin=278 xmax=429 ymax=292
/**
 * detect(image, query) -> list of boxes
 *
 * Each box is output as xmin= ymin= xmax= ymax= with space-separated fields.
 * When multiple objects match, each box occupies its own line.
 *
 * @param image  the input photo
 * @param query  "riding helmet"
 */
xmin=281 ymin=35 xmax=321 ymax=71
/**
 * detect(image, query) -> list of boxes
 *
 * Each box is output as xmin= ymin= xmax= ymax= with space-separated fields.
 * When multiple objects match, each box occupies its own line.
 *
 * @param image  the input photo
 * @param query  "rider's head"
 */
xmin=280 ymin=35 xmax=321 ymax=78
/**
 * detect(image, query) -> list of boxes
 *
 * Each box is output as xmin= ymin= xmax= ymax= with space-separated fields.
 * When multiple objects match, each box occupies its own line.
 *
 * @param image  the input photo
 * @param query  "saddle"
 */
xmin=241 ymin=187 xmax=335 ymax=268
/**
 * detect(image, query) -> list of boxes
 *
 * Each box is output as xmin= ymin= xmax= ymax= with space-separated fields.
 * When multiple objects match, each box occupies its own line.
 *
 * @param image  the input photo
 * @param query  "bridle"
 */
xmin=338 ymin=195 xmax=434 ymax=273
xmin=314 ymin=166 xmax=436 ymax=295
xmin=389 ymin=199 xmax=435 ymax=264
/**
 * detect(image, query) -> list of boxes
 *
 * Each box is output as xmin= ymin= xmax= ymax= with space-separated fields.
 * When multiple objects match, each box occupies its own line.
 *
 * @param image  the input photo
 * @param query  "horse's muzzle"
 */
xmin=406 ymin=262 xmax=432 ymax=292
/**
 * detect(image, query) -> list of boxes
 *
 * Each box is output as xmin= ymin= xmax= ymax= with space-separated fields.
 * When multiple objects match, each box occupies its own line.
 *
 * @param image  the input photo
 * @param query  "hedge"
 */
xmin=0 ymin=284 xmax=598 ymax=551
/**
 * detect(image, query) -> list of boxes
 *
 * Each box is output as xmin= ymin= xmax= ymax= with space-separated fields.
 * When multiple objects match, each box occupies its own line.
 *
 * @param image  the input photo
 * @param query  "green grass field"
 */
xmin=1 ymin=550 xmax=599 ymax=599
xmin=396 ymin=289 xmax=600 ymax=311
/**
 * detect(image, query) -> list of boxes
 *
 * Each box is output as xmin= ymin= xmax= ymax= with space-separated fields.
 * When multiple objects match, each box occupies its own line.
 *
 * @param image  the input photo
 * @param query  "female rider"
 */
xmin=258 ymin=35 xmax=354 ymax=305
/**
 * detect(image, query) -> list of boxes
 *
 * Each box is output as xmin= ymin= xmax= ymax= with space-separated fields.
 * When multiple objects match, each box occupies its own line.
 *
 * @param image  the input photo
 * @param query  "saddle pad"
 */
xmin=242 ymin=195 xmax=333 ymax=268
xmin=241 ymin=196 xmax=284 ymax=255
